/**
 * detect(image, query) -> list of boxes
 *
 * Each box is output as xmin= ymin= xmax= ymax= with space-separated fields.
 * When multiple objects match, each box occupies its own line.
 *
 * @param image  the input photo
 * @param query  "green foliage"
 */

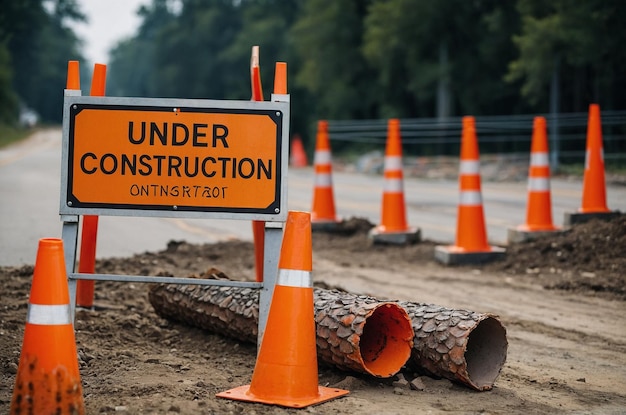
xmin=507 ymin=0 xmax=626 ymax=110
xmin=0 ymin=123 xmax=31 ymax=148
xmin=1 ymin=0 xmax=85 ymax=124
xmin=0 ymin=41 xmax=18 ymax=125
xmin=1 ymin=0 xmax=624 ymax=152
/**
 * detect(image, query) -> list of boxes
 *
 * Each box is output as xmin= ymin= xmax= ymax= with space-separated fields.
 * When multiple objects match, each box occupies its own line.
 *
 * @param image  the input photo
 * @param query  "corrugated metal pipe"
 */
xmin=148 ymin=271 xmax=507 ymax=390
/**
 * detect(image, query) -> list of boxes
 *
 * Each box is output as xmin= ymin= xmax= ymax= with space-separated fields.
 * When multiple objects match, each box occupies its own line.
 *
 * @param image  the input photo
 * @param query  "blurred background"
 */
xmin=1 ymin=0 xmax=625 ymax=171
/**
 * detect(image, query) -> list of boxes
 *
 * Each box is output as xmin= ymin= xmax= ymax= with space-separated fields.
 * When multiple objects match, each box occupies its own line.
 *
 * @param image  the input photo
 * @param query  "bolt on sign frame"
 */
xmin=60 ymin=89 xmax=290 ymax=345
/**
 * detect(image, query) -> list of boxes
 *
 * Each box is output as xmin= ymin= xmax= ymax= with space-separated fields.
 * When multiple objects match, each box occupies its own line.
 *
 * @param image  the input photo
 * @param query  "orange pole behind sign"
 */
xmin=250 ymin=47 xmax=266 ymax=283
xmin=76 ymin=63 xmax=107 ymax=308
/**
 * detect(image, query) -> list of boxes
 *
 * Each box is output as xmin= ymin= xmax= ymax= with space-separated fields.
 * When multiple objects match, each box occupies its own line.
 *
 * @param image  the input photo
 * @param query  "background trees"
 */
xmin=1 ymin=0 xmax=624 ymax=151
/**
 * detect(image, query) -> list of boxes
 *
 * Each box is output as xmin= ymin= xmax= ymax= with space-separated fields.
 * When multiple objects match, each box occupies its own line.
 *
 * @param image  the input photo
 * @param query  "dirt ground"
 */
xmin=1 ymin=214 xmax=625 ymax=414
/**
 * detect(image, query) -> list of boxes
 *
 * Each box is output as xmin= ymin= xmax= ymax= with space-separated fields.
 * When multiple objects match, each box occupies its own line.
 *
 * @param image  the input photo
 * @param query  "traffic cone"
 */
xmin=581 ymin=104 xmax=609 ymax=213
xmin=311 ymin=120 xmax=341 ymax=230
xmin=564 ymin=104 xmax=619 ymax=225
xmin=369 ymin=119 xmax=420 ymax=244
xmin=508 ymin=116 xmax=563 ymax=243
xmin=76 ymin=62 xmax=107 ymax=308
xmin=290 ymin=134 xmax=308 ymax=167
xmin=217 ymin=211 xmax=349 ymax=408
xmin=435 ymin=116 xmax=505 ymax=265
xmin=11 ymin=238 xmax=85 ymax=414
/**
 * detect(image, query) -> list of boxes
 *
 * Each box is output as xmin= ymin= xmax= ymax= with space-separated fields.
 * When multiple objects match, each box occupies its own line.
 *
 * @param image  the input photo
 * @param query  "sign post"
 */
xmin=60 ymin=94 xmax=290 ymax=344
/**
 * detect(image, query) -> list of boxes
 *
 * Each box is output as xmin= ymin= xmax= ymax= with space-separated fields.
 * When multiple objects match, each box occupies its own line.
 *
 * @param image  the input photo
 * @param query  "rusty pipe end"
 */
xmin=359 ymin=303 xmax=414 ymax=378
xmin=463 ymin=316 xmax=508 ymax=391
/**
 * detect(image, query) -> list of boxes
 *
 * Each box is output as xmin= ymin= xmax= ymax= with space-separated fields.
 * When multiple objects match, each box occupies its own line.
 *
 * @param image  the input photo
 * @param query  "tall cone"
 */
xmin=580 ymin=104 xmax=609 ymax=213
xmin=435 ymin=117 xmax=505 ymax=265
xmin=369 ymin=119 xmax=420 ymax=244
xmin=11 ymin=238 xmax=85 ymax=414
xmin=76 ymin=63 xmax=107 ymax=308
xmin=311 ymin=121 xmax=340 ymax=229
xmin=564 ymin=104 xmax=619 ymax=225
xmin=290 ymin=134 xmax=308 ymax=167
xmin=217 ymin=211 xmax=349 ymax=408
xmin=508 ymin=117 xmax=562 ymax=243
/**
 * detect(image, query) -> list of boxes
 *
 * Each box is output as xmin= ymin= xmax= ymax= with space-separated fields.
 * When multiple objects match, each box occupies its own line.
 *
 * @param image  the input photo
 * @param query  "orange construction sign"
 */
xmin=61 ymin=97 xmax=288 ymax=220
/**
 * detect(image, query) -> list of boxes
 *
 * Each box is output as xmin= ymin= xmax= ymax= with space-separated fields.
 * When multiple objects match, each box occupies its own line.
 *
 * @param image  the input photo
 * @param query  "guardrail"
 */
xmin=327 ymin=111 xmax=626 ymax=170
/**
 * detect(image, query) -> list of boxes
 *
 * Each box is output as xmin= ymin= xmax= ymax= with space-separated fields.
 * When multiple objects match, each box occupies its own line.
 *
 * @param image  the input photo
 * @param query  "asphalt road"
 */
xmin=1 ymin=128 xmax=624 ymax=266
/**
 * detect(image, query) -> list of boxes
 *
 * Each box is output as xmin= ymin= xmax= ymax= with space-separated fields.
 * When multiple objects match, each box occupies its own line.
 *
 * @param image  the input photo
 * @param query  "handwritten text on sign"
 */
xmin=66 ymin=101 xmax=284 ymax=215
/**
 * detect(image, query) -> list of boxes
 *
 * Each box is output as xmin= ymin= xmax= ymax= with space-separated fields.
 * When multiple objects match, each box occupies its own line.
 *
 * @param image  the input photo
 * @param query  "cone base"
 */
xmin=217 ymin=384 xmax=349 ymax=408
xmin=311 ymin=219 xmax=342 ymax=232
xmin=368 ymin=226 xmax=420 ymax=245
xmin=507 ymin=226 xmax=564 ymax=244
xmin=563 ymin=210 xmax=620 ymax=227
xmin=434 ymin=245 xmax=505 ymax=266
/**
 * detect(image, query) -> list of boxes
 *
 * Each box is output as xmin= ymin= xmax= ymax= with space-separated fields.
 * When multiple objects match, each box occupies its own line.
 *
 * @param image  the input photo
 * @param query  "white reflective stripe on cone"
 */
xmin=459 ymin=160 xmax=480 ymax=175
xmin=459 ymin=191 xmax=482 ymax=206
xmin=314 ymin=173 xmax=332 ymax=187
xmin=27 ymin=303 xmax=72 ymax=325
xmin=528 ymin=177 xmax=550 ymax=191
xmin=585 ymin=149 xmax=605 ymax=170
xmin=383 ymin=178 xmax=403 ymax=193
xmin=314 ymin=150 xmax=331 ymax=165
xmin=277 ymin=269 xmax=312 ymax=288
xmin=384 ymin=156 xmax=402 ymax=171
xmin=530 ymin=152 xmax=549 ymax=167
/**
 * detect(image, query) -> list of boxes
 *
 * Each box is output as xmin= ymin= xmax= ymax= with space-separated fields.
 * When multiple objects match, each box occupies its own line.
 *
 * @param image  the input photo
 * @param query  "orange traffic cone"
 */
xmin=508 ymin=116 xmax=563 ymax=243
xmin=11 ymin=238 xmax=85 ymax=414
xmin=311 ymin=120 xmax=340 ymax=230
xmin=369 ymin=119 xmax=420 ymax=244
xmin=435 ymin=116 xmax=505 ymax=265
xmin=581 ymin=104 xmax=609 ymax=213
xmin=76 ymin=63 xmax=107 ymax=308
xmin=290 ymin=134 xmax=308 ymax=167
xmin=217 ymin=211 xmax=349 ymax=408
xmin=564 ymin=104 xmax=619 ymax=225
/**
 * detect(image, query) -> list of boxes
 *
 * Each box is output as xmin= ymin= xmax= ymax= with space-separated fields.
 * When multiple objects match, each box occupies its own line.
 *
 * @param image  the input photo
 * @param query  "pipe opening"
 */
xmin=465 ymin=316 xmax=508 ymax=390
xmin=359 ymin=303 xmax=413 ymax=378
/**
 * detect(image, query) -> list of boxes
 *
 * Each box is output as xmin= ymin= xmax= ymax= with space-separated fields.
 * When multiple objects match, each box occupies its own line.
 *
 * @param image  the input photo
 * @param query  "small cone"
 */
xmin=581 ymin=104 xmax=609 ymax=213
xmin=369 ymin=119 xmax=420 ymax=244
xmin=508 ymin=117 xmax=563 ymax=243
xmin=311 ymin=121 xmax=340 ymax=230
xmin=435 ymin=117 xmax=505 ymax=265
xmin=11 ymin=238 xmax=85 ymax=415
xmin=217 ymin=211 xmax=349 ymax=408
xmin=563 ymin=104 xmax=619 ymax=225
xmin=290 ymin=134 xmax=308 ymax=167
xmin=76 ymin=63 xmax=107 ymax=308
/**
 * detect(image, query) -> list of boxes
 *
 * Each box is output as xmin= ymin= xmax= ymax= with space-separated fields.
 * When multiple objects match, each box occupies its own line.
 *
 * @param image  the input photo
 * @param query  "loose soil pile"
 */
xmin=0 ymin=215 xmax=624 ymax=414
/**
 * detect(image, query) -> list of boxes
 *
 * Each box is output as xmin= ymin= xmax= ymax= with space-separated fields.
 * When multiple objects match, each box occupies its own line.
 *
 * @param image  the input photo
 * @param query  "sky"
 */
xmin=72 ymin=0 xmax=150 ymax=65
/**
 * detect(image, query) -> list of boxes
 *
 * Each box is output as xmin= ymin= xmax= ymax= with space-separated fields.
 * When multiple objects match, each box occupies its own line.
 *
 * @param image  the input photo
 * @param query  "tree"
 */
xmin=1 ymin=0 xmax=85 ymax=123
xmin=363 ymin=0 xmax=522 ymax=118
xmin=292 ymin=0 xmax=376 ymax=121
xmin=507 ymin=0 xmax=626 ymax=112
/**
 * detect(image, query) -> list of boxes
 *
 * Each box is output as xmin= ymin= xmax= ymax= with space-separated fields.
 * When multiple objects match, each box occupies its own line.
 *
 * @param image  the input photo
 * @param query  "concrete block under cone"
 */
xmin=563 ymin=210 xmax=621 ymax=226
xmin=368 ymin=226 xmax=421 ymax=245
xmin=311 ymin=219 xmax=342 ymax=232
xmin=507 ymin=226 xmax=566 ymax=244
xmin=434 ymin=245 xmax=505 ymax=266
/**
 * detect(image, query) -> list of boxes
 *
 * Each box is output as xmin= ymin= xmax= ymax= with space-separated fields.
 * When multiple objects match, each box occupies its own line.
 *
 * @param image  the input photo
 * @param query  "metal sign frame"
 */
xmin=61 ymin=95 xmax=290 ymax=222
xmin=61 ymin=90 xmax=290 ymax=346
